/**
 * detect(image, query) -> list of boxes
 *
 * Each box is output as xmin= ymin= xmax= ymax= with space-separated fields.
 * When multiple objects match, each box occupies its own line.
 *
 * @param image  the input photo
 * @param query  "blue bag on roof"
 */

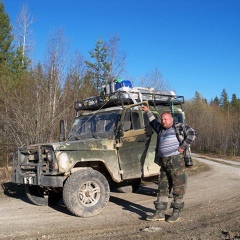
xmin=116 ymin=79 xmax=132 ymax=90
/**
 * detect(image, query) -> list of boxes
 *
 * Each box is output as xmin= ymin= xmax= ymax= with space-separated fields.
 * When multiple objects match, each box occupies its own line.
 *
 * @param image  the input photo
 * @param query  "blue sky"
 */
xmin=4 ymin=0 xmax=240 ymax=101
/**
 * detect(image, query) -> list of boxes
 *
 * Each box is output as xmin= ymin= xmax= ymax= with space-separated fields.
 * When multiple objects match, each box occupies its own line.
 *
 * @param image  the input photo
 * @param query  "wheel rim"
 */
xmin=78 ymin=181 xmax=101 ymax=207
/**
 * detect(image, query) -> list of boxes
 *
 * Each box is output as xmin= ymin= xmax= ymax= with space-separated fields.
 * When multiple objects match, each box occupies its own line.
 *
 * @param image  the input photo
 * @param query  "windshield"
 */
xmin=68 ymin=111 xmax=119 ymax=140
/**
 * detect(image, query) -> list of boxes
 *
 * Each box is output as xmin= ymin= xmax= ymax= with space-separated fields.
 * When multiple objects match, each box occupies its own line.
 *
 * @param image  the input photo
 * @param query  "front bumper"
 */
xmin=12 ymin=169 xmax=66 ymax=187
xmin=12 ymin=145 xmax=66 ymax=187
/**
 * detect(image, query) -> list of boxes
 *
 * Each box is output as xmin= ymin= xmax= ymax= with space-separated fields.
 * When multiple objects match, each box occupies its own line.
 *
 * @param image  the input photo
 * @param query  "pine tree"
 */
xmin=220 ymin=88 xmax=229 ymax=109
xmin=193 ymin=91 xmax=206 ymax=103
xmin=11 ymin=45 xmax=31 ymax=76
xmin=0 ymin=2 xmax=14 ymax=65
xmin=231 ymin=93 xmax=240 ymax=112
xmin=211 ymin=96 xmax=220 ymax=107
xmin=85 ymin=37 xmax=111 ymax=94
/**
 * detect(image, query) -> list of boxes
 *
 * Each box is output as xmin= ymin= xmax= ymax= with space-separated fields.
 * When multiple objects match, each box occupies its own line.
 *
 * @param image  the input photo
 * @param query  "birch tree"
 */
xmin=36 ymin=29 xmax=69 ymax=142
xmin=106 ymin=34 xmax=127 ymax=80
xmin=14 ymin=3 xmax=35 ymax=64
xmin=140 ymin=68 xmax=171 ymax=91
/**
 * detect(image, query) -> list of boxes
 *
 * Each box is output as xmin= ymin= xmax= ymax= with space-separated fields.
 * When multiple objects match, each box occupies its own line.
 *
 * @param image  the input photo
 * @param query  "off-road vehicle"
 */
xmin=12 ymin=85 xmax=185 ymax=217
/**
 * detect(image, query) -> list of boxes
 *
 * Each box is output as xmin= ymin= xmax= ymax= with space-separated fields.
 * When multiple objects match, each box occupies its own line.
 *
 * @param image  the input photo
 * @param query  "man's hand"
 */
xmin=141 ymin=105 xmax=149 ymax=111
xmin=178 ymin=146 xmax=184 ymax=153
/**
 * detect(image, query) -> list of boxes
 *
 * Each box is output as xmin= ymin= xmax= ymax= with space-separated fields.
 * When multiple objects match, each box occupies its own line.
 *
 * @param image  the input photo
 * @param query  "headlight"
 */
xmin=58 ymin=153 xmax=71 ymax=173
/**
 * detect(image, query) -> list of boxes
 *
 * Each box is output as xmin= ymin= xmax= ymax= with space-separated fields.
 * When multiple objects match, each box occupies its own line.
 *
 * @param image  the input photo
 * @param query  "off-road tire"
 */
xmin=25 ymin=185 xmax=62 ymax=206
xmin=63 ymin=168 xmax=110 ymax=217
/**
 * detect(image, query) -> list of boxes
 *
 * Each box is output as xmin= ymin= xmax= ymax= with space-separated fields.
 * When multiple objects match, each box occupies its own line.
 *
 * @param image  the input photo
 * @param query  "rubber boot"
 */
xmin=146 ymin=201 xmax=168 ymax=221
xmin=167 ymin=202 xmax=184 ymax=223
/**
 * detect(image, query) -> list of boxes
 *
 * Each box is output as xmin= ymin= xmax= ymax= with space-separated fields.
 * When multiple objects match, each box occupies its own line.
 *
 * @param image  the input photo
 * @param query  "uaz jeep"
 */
xmin=12 ymin=86 xmax=185 ymax=217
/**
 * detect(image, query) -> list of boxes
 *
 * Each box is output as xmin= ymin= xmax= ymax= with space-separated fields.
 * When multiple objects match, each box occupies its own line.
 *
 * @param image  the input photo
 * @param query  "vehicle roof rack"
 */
xmin=74 ymin=87 xmax=184 ymax=112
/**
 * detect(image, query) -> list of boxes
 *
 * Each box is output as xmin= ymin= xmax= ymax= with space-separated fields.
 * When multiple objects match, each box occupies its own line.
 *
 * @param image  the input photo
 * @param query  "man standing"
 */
xmin=142 ymin=105 xmax=196 ymax=222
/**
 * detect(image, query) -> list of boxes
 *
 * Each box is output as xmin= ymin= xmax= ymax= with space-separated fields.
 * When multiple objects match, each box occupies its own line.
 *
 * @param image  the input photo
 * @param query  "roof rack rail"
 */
xmin=74 ymin=87 xmax=184 ymax=111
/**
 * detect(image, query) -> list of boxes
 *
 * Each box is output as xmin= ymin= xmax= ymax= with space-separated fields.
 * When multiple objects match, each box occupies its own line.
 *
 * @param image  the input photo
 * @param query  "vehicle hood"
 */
xmin=19 ymin=138 xmax=115 ymax=152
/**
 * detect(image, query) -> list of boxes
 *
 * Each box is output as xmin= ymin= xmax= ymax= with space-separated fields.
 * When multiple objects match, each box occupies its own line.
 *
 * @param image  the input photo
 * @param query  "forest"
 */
xmin=1 ymin=2 xmax=240 ymax=167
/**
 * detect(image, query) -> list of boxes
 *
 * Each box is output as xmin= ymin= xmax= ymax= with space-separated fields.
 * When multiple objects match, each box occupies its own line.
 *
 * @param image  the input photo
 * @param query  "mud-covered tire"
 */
xmin=63 ymin=169 xmax=110 ymax=217
xmin=25 ymin=185 xmax=62 ymax=206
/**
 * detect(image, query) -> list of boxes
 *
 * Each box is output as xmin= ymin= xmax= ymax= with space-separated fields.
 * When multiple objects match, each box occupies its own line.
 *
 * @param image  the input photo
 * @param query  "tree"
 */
xmin=140 ymin=68 xmax=171 ymax=91
xmin=13 ymin=3 xmax=34 ymax=69
xmin=106 ymin=34 xmax=127 ymax=80
xmin=0 ymin=2 xmax=14 ymax=65
xmin=193 ymin=91 xmax=205 ymax=103
xmin=11 ymin=45 xmax=30 ymax=77
xmin=15 ymin=4 xmax=35 ymax=58
xmin=35 ymin=28 xmax=69 ymax=142
xmin=210 ymin=96 xmax=220 ymax=107
xmin=220 ymin=88 xmax=229 ymax=110
xmin=231 ymin=93 xmax=240 ymax=111
xmin=0 ymin=2 xmax=15 ymax=167
xmin=62 ymin=51 xmax=93 ymax=134
xmin=85 ymin=37 xmax=111 ymax=94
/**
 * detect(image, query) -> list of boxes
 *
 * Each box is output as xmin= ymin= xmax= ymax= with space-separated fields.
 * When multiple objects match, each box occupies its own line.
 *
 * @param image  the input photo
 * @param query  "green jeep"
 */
xmin=12 ymin=91 xmax=185 ymax=217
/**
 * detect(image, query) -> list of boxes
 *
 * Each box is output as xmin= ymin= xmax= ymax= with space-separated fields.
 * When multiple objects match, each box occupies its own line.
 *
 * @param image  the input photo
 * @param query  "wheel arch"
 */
xmin=70 ymin=159 xmax=122 ymax=183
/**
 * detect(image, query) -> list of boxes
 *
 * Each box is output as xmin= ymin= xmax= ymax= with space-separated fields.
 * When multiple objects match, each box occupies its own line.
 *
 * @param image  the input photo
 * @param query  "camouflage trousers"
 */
xmin=157 ymin=154 xmax=187 ymax=202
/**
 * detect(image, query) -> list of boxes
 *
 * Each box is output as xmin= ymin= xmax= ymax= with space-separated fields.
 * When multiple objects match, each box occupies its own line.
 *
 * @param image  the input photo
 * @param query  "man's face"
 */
xmin=161 ymin=113 xmax=174 ymax=129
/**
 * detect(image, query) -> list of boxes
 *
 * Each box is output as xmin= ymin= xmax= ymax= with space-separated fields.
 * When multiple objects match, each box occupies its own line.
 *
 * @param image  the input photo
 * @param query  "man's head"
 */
xmin=161 ymin=112 xmax=174 ymax=129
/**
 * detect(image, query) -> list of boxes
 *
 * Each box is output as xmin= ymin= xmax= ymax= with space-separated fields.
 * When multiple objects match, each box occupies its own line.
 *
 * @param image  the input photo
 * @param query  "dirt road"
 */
xmin=0 ymin=154 xmax=240 ymax=240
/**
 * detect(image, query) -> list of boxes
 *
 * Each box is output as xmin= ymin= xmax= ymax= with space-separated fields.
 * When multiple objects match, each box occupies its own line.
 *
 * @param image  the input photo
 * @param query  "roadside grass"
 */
xmin=194 ymin=152 xmax=240 ymax=162
xmin=188 ymin=158 xmax=212 ymax=176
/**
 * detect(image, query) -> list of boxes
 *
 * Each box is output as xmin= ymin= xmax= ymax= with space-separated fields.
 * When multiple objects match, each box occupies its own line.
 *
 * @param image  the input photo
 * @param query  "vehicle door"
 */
xmin=117 ymin=103 xmax=159 ymax=180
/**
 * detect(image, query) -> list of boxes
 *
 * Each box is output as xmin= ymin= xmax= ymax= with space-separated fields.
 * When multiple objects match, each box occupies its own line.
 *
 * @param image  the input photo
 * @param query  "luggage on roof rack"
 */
xmin=74 ymin=96 xmax=104 ymax=110
xmin=74 ymin=87 xmax=184 ymax=111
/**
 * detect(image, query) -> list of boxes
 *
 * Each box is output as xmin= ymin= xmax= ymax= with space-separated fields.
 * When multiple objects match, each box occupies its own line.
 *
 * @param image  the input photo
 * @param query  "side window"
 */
xmin=132 ymin=111 xmax=141 ymax=130
xmin=104 ymin=112 xmax=119 ymax=134
xmin=124 ymin=111 xmax=132 ymax=131
xmin=96 ymin=120 xmax=105 ymax=133
xmin=124 ymin=108 xmax=143 ymax=131
xmin=143 ymin=113 xmax=149 ymax=127
xmin=79 ymin=121 xmax=92 ymax=135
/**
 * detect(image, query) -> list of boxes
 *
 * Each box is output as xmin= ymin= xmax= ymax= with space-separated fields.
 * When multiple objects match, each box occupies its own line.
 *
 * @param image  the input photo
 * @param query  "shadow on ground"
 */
xmin=1 ymin=181 xmax=26 ymax=199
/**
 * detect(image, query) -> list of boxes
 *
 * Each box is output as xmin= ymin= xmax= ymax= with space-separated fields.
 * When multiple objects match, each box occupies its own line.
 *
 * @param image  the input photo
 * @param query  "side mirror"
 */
xmin=60 ymin=120 xmax=66 ymax=141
